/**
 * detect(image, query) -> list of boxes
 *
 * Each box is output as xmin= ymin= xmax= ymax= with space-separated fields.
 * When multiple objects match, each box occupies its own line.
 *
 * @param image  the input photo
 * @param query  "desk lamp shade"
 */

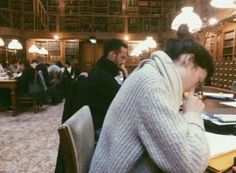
xmin=0 ymin=38 xmax=4 ymax=47
xmin=210 ymin=0 xmax=236 ymax=8
xmin=8 ymin=39 xmax=23 ymax=50
xmin=171 ymin=7 xmax=202 ymax=33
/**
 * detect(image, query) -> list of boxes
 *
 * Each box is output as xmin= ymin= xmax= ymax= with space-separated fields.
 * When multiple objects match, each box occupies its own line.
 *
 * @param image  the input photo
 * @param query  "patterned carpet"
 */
xmin=0 ymin=102 xmax=64 ymax=173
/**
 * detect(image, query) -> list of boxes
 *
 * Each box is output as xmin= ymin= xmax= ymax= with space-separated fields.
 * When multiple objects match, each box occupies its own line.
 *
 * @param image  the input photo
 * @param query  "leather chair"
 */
xmin=58 ymin=106 xmax=95 ymax=173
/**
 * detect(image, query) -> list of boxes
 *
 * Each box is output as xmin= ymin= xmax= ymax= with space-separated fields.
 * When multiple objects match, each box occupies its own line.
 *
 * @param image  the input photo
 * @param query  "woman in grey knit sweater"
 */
xmin=89 ymin=26 xmax=215 ymax=173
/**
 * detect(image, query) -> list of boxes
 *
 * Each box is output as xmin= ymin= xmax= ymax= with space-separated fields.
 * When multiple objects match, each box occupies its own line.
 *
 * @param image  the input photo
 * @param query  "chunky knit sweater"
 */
xmin=89 ymin=51 xmax=210 ymax=173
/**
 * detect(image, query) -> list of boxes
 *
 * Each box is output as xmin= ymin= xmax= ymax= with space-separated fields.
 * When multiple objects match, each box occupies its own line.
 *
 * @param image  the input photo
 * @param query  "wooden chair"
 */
xmin=16 ymin=70 xmax=48 ymax=113
xmin=16 ymin=95 xmax=39 ymax=112
xmin=58 ymin=106 xmax=95 ymax=173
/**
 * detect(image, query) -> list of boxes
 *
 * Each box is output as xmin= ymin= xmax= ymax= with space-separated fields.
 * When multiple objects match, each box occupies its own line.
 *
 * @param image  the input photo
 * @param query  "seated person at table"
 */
xmin=7 ymin=58 xmax=18 ymax=74
xmin=89 ymin=25 xmax=215 ymax=173
xmin=16 ymin=59 xmax=35 ymax=96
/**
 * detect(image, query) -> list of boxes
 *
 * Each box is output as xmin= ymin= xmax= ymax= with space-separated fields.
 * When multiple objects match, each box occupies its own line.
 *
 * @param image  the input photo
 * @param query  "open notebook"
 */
xmin=206 ymin=132 xmax=236 ymax=172
xmin=202 ymin=112 xmax=236 ymax=125
xmin=212 ymin=114 xmax=236 ymax=123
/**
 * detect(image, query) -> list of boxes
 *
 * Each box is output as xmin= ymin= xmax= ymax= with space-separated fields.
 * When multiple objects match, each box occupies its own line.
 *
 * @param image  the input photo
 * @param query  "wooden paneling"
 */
xmin=79 ymin=41 xmax=104 ymax=72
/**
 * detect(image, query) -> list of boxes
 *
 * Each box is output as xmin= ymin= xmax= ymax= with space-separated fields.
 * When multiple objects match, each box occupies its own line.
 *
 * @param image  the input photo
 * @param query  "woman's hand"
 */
xmin=183 ymin=90 xmax=205 ymax=114
xmin=119 ymin=64 xmax=128 ymax=78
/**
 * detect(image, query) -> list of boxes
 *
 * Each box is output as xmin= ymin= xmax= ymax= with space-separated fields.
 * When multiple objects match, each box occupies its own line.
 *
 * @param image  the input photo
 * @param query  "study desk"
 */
xmin=204 ymin=86 xmax=236 ymax=115
xmin=0 ymin=80 xmax=17 ymax=116
xmin=203 ymin=86 xmax=236 ymax=173
xmin=203 ymin=86 xmax=236 ymax=135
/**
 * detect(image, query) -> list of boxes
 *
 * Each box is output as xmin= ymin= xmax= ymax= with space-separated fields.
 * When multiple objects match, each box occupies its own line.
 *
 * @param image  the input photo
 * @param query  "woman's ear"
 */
xmin=182 ymin=54 xmax=194 ymax=67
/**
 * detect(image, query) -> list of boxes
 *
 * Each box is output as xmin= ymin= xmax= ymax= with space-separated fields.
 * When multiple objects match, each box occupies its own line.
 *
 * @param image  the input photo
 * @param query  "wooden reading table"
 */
xmin=0 ymin=80 xmax=17 ymax=116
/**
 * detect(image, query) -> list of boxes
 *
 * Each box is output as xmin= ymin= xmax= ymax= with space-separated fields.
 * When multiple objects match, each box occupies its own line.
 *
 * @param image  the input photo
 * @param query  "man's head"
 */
xmin=104 ymin=38 xmax=128 ymax=68
xmin=65 ymin=60 xmax=71 ymax=68
xmin=18 ymin=59 xmax=30 ymax=72
xmin=30 ymin=59 xmax=39 ymax=69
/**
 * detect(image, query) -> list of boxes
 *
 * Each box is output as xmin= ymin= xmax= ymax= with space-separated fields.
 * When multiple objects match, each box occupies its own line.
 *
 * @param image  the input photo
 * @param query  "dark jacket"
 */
xmin=86 ymin=56 xmax=120 ymax=130
xmin=62 ymin=56 xmax=120 ymax=129
xmin=16 ymin=67 xmax=35 ymax=96
xmin=62 ymin=75 xmax=88 ymax=123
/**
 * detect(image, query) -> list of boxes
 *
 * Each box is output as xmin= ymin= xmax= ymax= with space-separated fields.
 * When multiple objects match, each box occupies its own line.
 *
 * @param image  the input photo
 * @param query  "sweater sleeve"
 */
xmin=137 ymin=84 xmax=210 ymax=173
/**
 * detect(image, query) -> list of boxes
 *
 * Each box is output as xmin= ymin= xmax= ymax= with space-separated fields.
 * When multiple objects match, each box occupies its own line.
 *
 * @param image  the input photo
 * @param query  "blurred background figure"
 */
xmin=16 ymin=59 xmax=35 ymax=96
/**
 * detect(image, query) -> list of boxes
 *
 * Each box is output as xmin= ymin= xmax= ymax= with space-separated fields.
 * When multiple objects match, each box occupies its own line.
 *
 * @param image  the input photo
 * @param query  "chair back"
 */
xmin=58 ymin=106 xmax=94 ymax=173
xmin=37 ymin=70 xmax=47 ymax=91
xmin=231 ymin=81 xmax=236 ymax=91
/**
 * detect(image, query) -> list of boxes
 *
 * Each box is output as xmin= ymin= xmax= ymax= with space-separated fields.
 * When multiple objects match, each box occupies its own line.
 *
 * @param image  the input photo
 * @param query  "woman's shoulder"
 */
xmin=132 ymin=63 xmax=163 ymax=82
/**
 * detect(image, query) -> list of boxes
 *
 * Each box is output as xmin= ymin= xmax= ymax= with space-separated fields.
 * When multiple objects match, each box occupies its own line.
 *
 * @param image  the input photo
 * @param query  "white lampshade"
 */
xmin=208 ymin=18 xmax=219 ymax=25
xmin=28 ymin=44 xmax=40 ymax=53
xmin=171 ymin=7 xmax=202 ymax=33
xmin=144 ymin=37 xmax=157 ymax=49
xmin=0 ymin=38 xmax=4 ymax=47
xmin=38 ymin=47 xmax=48 ymax=55
xmin=130 ymin=46 xmax=143 ymax=56
xmin=8 ymin=39 xmax=23 ymax=50
xmin=210 ymin=0 xmax=236 ymax=8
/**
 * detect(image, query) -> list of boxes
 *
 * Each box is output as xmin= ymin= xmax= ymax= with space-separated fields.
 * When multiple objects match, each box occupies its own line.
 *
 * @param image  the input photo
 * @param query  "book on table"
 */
xmin=206 ymin=132 xmax=236 ymax=172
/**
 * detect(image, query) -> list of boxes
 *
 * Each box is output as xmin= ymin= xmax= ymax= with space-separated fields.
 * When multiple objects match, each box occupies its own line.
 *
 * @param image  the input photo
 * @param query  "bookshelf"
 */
xmin=223 ymin=30 xmax=235 ymax=60
xmin=109 ymin=0 xmax=122 ymax=15
xmin=2 ymin=0 xmax=182 ymax=33
xmin=79 ymin=16 xmax=93 ymax=32
xmin=126 ymin=0 xmax=180 ymax=33
xmin=108 ymin=17 xmax=124 ymax=33
xmin=128 ymin=16 xmax=160 ymax=33
xmin=94 ymin=0 xmax=108 ymax=14
xmin=48 ymin=15 xmax=57 ymax=31
xmin=128 ymin=17 xmax=141 ymax=33
xmin=206 ymin=35 xmax=215 ymax=56
xmin=34 ymin=40 xmax=61 ymax=62
xmin=64 ymin=40 xmax=79 ymax=60
xmin=94 ymin=17 xmax=108 ymax=32
xmin=48 ymin=41 xmax=60 ymax=56
xmin=79 ymin=0 xmax=94 ymax=14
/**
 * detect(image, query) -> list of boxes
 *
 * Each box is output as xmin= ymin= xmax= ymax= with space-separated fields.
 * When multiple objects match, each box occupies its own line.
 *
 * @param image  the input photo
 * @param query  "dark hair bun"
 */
xmin=177 ymin=24 xmax=191 ymax=40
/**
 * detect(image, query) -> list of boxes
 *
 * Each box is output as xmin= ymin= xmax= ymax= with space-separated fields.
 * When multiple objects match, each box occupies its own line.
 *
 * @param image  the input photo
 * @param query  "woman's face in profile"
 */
xmin=183 ymin=65 xmax=207 ymax=92
xmin=177 ymin=54 xmax=207 ymax=92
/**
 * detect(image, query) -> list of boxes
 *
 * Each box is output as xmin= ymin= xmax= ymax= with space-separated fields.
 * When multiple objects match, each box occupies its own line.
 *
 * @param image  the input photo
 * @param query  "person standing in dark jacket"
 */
xmin=55 ymin=38 xmax=128 ymax=173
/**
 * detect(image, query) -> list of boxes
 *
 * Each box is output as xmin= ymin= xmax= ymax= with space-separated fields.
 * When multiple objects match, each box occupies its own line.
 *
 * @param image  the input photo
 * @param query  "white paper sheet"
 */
xmin=203 ymin=92 xmax=234 ymax=100
xmin=220 ymin=101 xmax=236 ymax=108
xmin=206 ymin=132 xmax=236 ymax=158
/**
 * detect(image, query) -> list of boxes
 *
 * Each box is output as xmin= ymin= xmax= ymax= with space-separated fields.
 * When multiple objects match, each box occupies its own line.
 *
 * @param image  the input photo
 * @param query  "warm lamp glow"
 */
xmin=210 ymin=0 xmax=236 ymax=8
xmin=38 ymin=47 xmax=48 ymax=55
xmin=28 ymin=45 xmax=40 ymax=53
xmin=130 ymin=44 xmax=143 ymax=56
xmin=89 ymin=36 xmax=96 ymax=44
xmin=8 ymin=39 xmax=23 ymax=50
xmin=171 ymin=7 xmax=202 ymax=33
xmin=208 ymin=18 xmax=219 ymax=25
xmin=124 ymin=36 xmax=129 ymax=41
xmin=0 ymin=38 xmax=4 ymax=47
xmin=54 ymin=35 xmax=59 ymax=40
xmin=145 ymin=37 xmax=157 ymax=49
xmin=130 ymin=37 xmax=157 ymax=56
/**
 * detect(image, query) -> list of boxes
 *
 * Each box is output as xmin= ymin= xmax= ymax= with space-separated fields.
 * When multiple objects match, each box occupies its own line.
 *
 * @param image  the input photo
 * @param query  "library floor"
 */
xmin=0 ymin=102 xmax=64 ymax=173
